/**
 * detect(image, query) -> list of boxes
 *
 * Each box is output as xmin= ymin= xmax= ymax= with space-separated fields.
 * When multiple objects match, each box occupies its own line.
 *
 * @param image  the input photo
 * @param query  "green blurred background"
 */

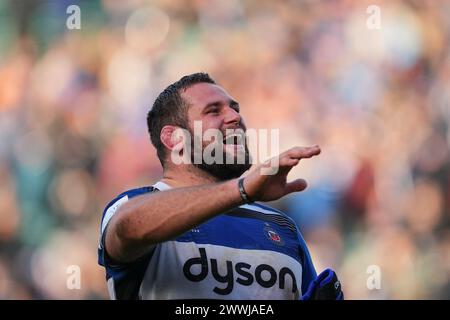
xmin=0 ymin=0 xmax=449 ymax=299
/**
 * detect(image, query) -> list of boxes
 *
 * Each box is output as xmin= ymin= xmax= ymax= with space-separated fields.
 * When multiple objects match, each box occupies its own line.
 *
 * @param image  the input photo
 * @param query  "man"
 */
xmin=98 ymin=73 xmax=343 ymax=300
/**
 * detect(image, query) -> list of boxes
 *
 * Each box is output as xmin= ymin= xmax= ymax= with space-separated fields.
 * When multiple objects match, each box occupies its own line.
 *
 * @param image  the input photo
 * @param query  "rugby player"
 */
xmin=98 ymin=73 xmax=343 ymax=300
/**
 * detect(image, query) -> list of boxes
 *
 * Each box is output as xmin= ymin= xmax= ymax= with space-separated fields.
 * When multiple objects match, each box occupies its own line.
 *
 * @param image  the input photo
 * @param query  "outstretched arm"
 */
xmin=105 ymin=145 xmax=321 ymax=263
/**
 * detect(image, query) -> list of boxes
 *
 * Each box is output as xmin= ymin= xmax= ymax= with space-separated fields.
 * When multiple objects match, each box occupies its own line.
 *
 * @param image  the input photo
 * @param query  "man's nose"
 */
xmin=223 ymin=105 xmax=241 ymax=125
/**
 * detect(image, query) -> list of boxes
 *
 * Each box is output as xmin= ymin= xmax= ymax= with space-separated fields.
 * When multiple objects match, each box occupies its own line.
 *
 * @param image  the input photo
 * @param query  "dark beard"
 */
xmin=190 ymin=135 xmax=252 ymax=181
xmin=193 ymin=150 xmax=252 ymax=181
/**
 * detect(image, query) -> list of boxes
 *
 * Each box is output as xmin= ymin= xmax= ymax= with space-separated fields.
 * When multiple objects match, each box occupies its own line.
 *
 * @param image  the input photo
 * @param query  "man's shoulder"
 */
xmin=240 ymin=202 xmax=292 ymax=220
xmin=104 ymin=186 xmax=156 ymax=210
xmin=112 ymin=186 xmax=155 ymax=202
xmin=100 ymin=186 xmax=156 ymax=233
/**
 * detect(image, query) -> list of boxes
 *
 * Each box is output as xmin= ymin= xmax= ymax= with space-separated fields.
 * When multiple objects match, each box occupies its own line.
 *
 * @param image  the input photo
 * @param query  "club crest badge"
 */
xmin=264 ymin=226 xmax=284 ymax=246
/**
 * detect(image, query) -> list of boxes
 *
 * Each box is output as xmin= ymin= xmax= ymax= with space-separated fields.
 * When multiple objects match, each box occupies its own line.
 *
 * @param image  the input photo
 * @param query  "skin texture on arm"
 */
xmin=105 ymin=178 xmax=243 ymax=263
xmin=105 ymin=145 xmax=320 ymax=263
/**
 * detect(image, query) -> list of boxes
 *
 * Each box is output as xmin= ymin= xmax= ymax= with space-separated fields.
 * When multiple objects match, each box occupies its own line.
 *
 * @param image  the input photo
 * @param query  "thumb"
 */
xmin=239 ymin=162 xmax=261 ymax=178
xmin=285 ymin=179 xmax=308 ymax=195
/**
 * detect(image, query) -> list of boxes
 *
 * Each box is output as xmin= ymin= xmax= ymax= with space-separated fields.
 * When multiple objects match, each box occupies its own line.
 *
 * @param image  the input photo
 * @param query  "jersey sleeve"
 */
xmin=295 ymin=228 xmax=317 ymax=295
xmin=97 ymin=186 xmax=156 ymax=299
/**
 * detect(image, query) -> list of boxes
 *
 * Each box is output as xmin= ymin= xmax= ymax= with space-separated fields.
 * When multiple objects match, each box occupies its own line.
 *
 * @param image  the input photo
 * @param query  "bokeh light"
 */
xmin=0 ymin=0 xmax=449 ymax=299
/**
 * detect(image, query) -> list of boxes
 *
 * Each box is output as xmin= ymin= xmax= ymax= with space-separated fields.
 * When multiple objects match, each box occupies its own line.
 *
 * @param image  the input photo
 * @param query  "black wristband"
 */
xmin=238 ymin=178 xmax=254 ymax=204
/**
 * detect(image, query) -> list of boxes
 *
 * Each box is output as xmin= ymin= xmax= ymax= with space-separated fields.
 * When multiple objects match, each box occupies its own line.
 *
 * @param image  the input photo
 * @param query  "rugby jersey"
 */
xmin=98 ymin=181 xmax=317 ymax=299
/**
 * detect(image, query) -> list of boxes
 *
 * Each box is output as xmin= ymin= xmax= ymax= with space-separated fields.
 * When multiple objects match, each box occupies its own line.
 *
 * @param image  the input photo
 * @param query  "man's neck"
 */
xmin=160 ymin=164 xmax=221 ymax=189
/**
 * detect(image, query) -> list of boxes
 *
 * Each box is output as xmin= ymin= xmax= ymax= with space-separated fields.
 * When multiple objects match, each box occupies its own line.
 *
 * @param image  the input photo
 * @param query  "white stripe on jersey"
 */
xmin=240 ymin=203 xmax=283 ymax=216
xmin=153 ymin=181 xmax=171 ymax=191
xmin=107 ymin=277 xmax=116 ymax=300
xmin=139 ymin=241 xmax=302 ymax=299
xmin=101 ymin=195 xmax=129 ymax=234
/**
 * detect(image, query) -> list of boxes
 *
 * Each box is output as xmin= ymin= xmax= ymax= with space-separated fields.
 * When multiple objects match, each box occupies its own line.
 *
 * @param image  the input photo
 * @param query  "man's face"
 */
xmin=181 ymin=82 xmax=252 ymax=180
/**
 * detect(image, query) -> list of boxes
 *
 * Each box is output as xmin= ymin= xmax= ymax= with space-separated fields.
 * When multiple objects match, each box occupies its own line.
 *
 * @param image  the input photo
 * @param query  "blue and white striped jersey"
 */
xmin=98 ymin=181 xmax=317 ymax=300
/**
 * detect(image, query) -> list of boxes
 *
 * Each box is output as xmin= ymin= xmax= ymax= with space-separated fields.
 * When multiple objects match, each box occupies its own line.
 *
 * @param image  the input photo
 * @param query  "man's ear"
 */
xmin=160 ymin=125 xmax=188 ymax=152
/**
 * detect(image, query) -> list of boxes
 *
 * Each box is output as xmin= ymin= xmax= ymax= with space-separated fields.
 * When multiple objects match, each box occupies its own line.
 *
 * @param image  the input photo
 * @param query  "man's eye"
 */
xmin=207 ymin=108 xmax=219 ymax=114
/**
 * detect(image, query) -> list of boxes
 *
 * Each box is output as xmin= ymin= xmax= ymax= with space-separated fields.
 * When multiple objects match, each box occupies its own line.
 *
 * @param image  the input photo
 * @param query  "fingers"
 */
xmin=285 ymin=178 xmax=308 ymax=194
xmin=253 ymin=145 xmax=321 ymax=178
xmin=277 ymin=145 xmax=320 ymax=170
xmin=279 ymin=146 xmax=319 ymax=195
xmin=239 ymin=166 xmax=254 ymax=178
xmin=286 ymin=145 xmax=321 ymax=160
xmin=278 ymin=156 xmax=299 ymax=168
xmin=256 ymin=145 xmax=321 ymax=168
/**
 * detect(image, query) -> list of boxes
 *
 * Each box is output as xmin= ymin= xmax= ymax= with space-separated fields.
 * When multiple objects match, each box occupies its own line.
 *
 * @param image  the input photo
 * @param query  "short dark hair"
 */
xmin=147 ymin=72 xmax=216 ymax=166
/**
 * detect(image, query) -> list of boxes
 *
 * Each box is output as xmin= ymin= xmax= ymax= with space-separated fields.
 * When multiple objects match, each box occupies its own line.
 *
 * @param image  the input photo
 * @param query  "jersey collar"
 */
xmin=153 ymin=181 xmax=172 ymax=191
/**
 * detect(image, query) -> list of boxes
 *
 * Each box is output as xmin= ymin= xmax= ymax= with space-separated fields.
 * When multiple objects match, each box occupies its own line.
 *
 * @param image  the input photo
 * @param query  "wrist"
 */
xmin=238 ymin=177 xmax=254 ymax=204
xmin=224 ymin=178 xmax=246 ymax=206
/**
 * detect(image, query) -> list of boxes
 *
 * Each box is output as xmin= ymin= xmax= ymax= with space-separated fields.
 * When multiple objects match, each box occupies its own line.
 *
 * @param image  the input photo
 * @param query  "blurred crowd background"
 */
xmin=1 ymin=0 xmax=449 ymax=299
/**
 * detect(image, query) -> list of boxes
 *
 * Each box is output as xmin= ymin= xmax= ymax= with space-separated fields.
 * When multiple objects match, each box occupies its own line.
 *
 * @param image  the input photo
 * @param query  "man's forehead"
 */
xmin=181 ymin=82 xmax=232 ymax=106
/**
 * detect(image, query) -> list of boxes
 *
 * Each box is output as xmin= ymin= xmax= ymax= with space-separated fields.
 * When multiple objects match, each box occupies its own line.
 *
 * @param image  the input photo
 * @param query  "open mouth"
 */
xmin=223 ymin=133 xmax=244 ymax=146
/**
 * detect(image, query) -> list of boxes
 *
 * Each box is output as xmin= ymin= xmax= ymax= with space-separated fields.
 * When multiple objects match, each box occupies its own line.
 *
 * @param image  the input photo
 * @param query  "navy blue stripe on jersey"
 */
xmin=296 ymin=226 xmax=317 ymax=294
xmin=251 ymin=202 xmax=304 ymax=230
xmin=98 ymin=186 xmax=156 ymax=299
xmin=241 ymin=203 xmax=304 ymax=233
xmin=105 ymin=250 xmax=155 ymax=300
xmin=225 ymin=208 xmax=298 ymax=233
xmin=175 ymin=212 xmax=303 ymax=264
xmin=252 ymin=202 xmax=285 ymax=214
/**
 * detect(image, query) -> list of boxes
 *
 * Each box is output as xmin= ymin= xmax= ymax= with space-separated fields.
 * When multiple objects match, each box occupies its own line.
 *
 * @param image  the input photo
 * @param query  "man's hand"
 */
xmin=242 ymin=145 xmax=321 ymax=202
xmin=301 ymin=269 xmax=344 ymax=300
